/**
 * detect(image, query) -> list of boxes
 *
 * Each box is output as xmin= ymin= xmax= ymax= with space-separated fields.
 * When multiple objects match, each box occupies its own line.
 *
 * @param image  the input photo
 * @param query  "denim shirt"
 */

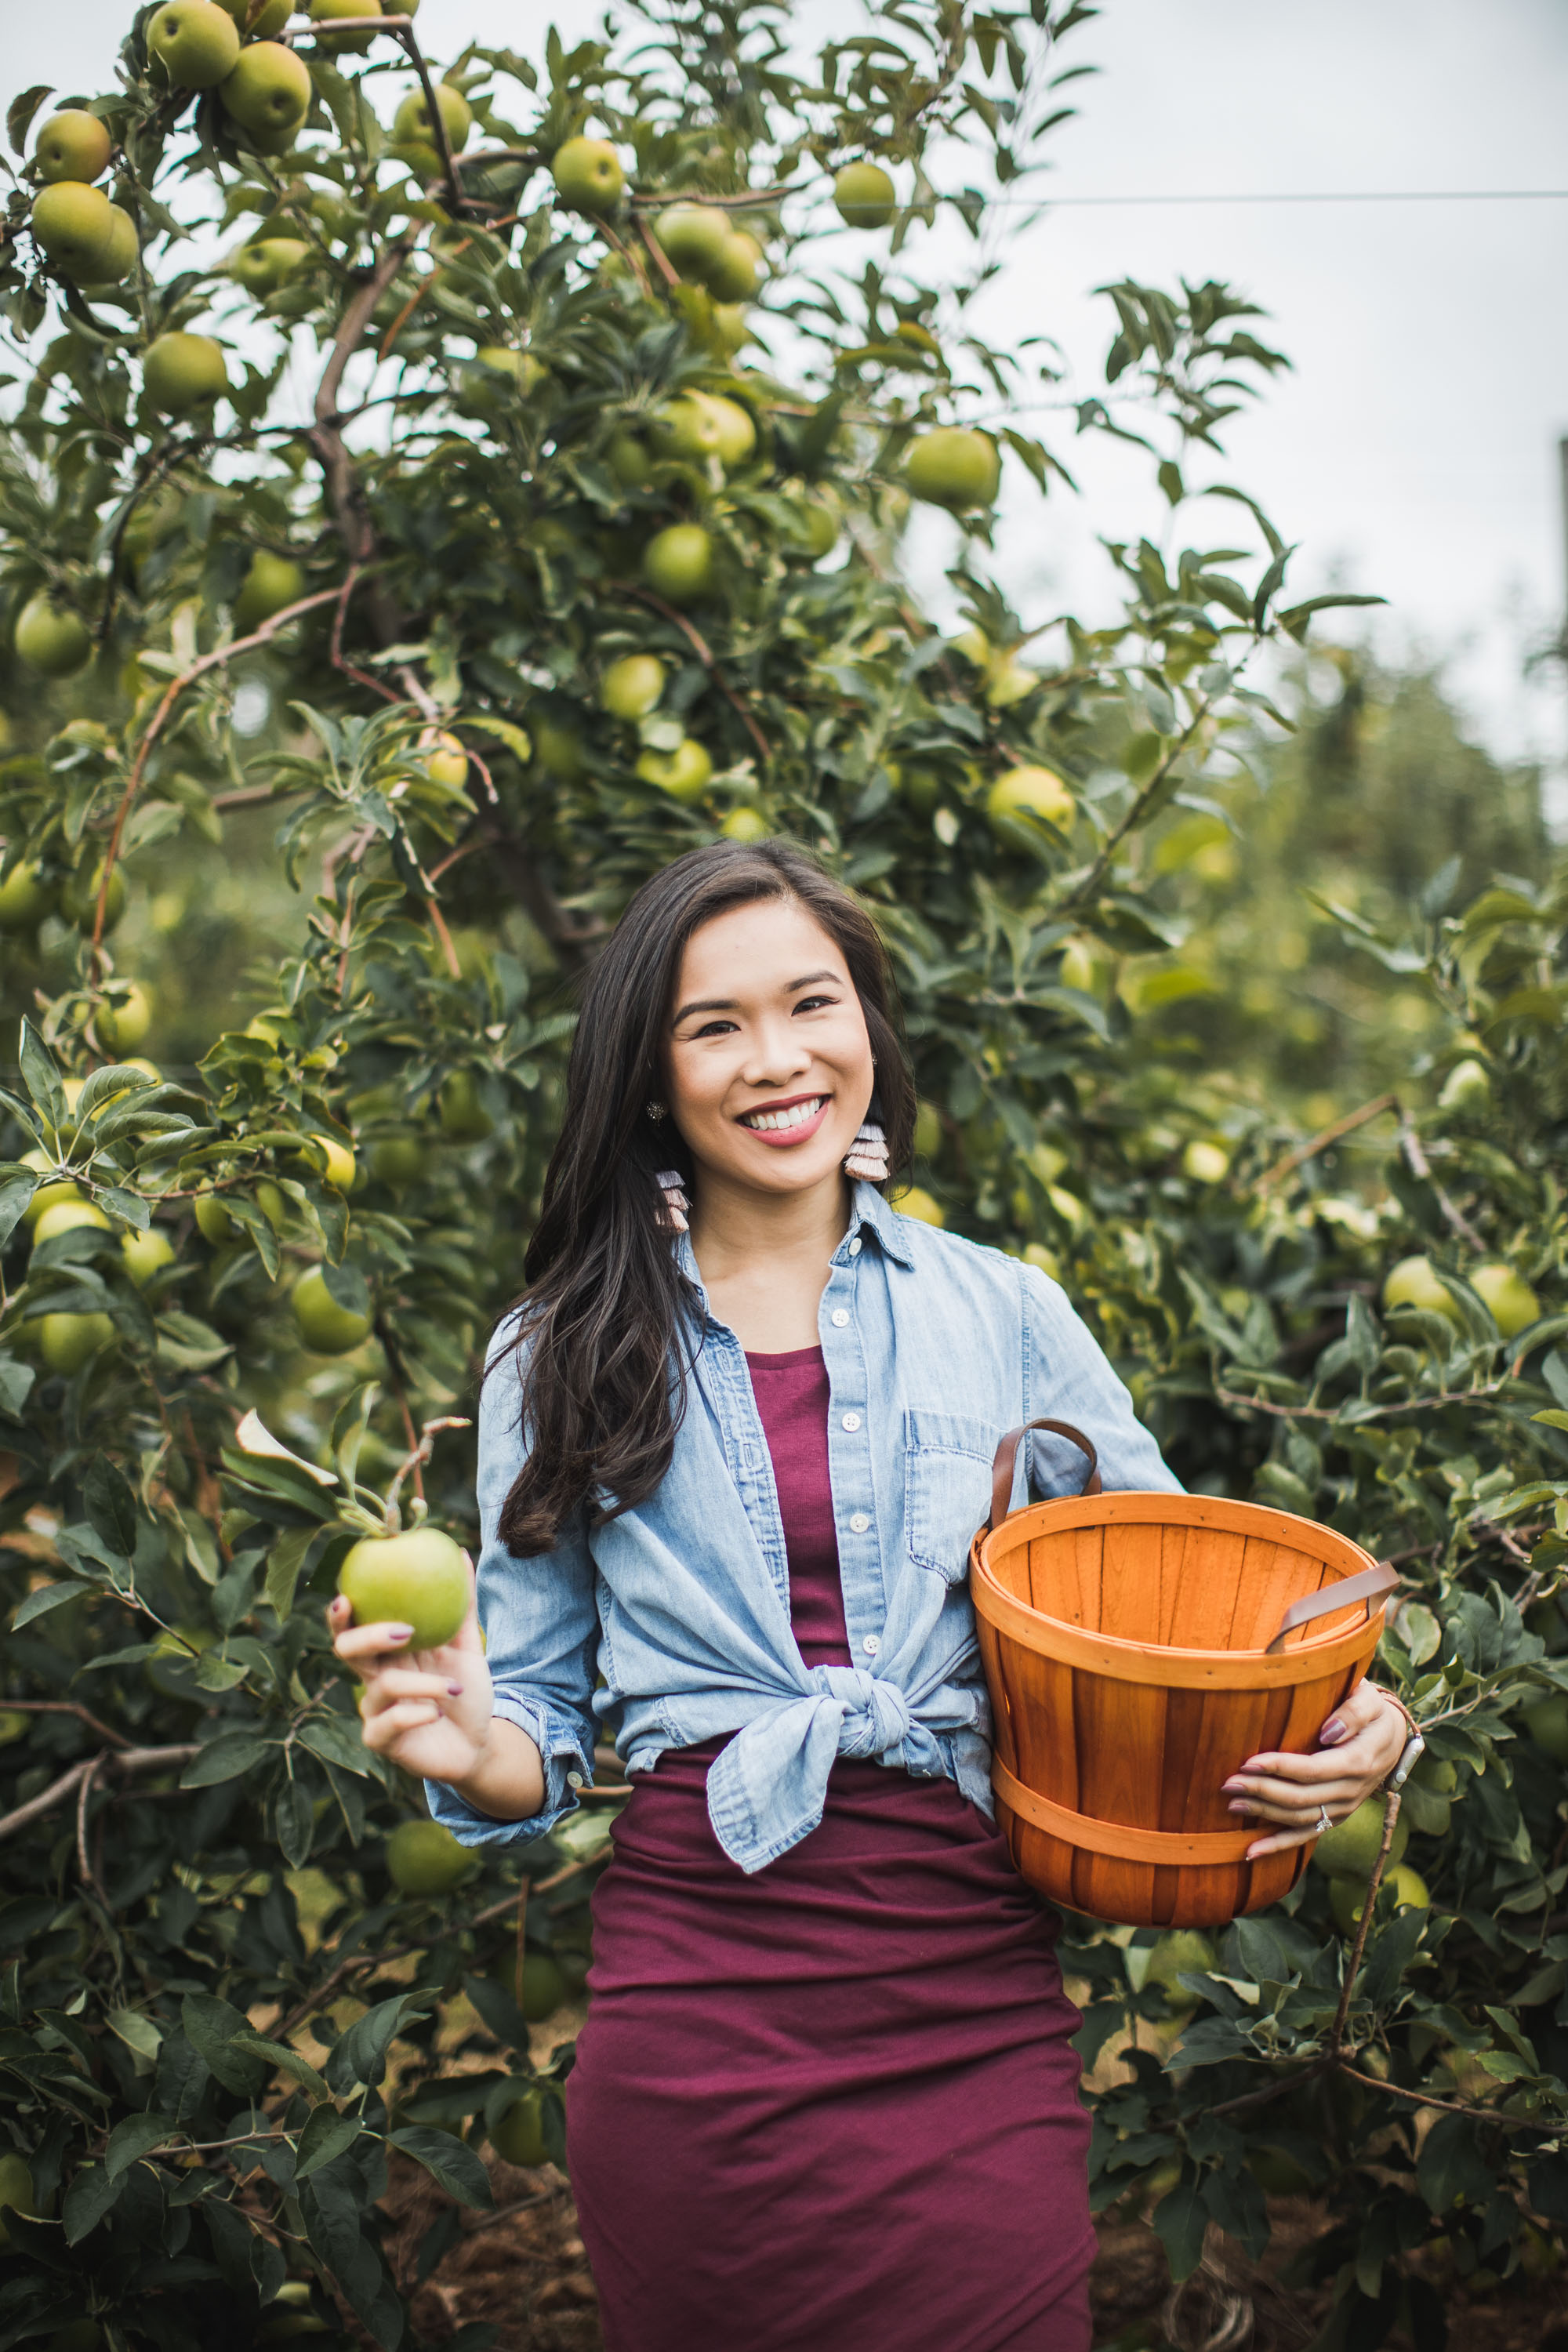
xmin=426 ymin=1182 xmax=1180 ymax=1873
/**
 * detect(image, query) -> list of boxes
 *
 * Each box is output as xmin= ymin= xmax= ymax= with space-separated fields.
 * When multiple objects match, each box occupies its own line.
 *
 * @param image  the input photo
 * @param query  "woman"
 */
xmin=332 ymin=840 xmax=1409 ymax=2350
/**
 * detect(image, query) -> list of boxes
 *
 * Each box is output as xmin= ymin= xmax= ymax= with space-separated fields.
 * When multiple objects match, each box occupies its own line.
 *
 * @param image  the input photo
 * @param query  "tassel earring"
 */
xmin=844 ymin=1122 xmax=889 ymax=1181
xmin=655 ymin=1168 xmax=690 ymax=1232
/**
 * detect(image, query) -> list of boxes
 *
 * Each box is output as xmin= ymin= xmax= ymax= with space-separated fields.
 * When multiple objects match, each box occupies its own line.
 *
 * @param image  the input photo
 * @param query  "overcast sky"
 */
xmin=9 ymin=0 xmax=1567 ymax=795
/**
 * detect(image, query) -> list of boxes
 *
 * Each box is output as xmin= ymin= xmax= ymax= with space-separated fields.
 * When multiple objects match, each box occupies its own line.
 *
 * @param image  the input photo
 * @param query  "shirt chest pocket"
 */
xmin=902 ymin=1408 xmax=1000 ymax=1584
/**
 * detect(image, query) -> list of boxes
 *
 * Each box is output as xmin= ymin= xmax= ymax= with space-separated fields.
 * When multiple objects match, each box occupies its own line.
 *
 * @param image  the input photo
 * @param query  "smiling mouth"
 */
xmin=739 ymin=1095 xmax=827 ymax=1134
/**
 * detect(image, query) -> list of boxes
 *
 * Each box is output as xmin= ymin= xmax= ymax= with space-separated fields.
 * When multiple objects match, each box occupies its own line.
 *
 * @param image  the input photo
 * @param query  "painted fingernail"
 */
xmin=1321 ymin=1718 xmax=1346 ymax=1744
xmin=447 ymin=1680 xmax=463 ymax=1697
xmin=1221 ymin=1777 xmax=1245 ymax=1792
xmin=1229 ymin=1802 xmax=1250 ymax=1815
xmin=388 ymin=1624 xmax=414 ymax=1642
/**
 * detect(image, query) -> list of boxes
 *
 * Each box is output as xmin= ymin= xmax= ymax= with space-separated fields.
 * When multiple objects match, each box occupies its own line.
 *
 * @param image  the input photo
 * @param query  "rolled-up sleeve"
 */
xmin=1021 ymin=1264 xmax=1183 ymax=1498
xmin=425 ymin=1318 xmax=601 ymax=1846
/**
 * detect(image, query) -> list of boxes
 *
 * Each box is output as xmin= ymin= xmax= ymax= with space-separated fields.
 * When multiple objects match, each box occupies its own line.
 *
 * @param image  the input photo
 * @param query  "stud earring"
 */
xmin=844 ymin=1121 xmax=889 ymax=1181
xmin=654 ymin=1168 xmax=690 ymax=1232
xmin=646 ymin=1098 xmax=667 ymax=1122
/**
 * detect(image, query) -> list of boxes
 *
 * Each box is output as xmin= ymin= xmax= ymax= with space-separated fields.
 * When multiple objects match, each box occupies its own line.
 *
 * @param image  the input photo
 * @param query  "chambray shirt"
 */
xmin=426 ymin=1182 xmax=1180 ymax=1873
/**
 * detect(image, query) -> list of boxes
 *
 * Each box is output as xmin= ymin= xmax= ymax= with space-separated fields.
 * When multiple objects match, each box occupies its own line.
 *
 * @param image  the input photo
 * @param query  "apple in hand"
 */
xmin=338 ymin=1526 xmax=470 ymax=1653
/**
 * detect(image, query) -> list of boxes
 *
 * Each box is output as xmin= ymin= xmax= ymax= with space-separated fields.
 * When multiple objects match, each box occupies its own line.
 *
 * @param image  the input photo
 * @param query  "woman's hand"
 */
xmin=329 ymin=1551 xmax=494 ymax=1786
xmin=1221 ymin=1680 xmax=1410 ymax=1862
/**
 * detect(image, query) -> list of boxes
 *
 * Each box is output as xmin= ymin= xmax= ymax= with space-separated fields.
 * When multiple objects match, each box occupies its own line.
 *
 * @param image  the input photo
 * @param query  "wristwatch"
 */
xmin=1376 ymin=1686 xmax=1426 ymax=1792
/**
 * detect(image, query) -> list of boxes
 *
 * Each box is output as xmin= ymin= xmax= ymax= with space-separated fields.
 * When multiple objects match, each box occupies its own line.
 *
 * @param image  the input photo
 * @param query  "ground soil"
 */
xmin=356 ymin=2151 xmax=1568 ymax=2352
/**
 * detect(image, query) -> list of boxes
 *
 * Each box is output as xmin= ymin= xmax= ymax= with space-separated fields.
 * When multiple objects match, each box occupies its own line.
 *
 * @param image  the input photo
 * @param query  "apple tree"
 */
xmin=0 ymin=1 xmax=1559 ymax=2346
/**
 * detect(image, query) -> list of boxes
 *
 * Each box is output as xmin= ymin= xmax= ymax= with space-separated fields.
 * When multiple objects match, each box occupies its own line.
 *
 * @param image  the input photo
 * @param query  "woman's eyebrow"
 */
xmin=670 ymin=971 xmax=840 ymax=1026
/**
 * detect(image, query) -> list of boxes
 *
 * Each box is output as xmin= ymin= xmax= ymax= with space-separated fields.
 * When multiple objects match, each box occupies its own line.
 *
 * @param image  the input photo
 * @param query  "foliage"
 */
xmin=0 ymin=4 xmax=1561 ymax=2348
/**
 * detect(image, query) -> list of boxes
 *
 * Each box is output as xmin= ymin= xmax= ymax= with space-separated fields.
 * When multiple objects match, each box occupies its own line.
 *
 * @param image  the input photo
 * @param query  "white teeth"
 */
xmin=742 ymin=1097 xmax=825 ymax=1134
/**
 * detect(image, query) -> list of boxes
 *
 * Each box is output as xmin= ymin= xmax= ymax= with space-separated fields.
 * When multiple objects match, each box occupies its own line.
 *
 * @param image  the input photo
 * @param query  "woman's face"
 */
xmin=663 ymin=897 xmax=875 ymax=1198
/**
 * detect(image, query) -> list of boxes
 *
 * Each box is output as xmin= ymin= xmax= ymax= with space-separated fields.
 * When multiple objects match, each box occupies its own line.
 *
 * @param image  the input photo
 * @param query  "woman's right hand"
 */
xmin=328 ymin=1551 xmax=495 ymax=1786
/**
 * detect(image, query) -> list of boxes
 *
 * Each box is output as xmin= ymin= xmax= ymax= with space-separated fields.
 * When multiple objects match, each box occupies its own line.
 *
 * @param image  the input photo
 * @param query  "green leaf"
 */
xmin=82 ymin=1455 xmax=139 ymax=1561
xmin=229 ymin=2031 xmax=330 ymax=2103
xmin=325 ymin=1989 xmax=436 ymax=2095
xmin=1150 ymin=2174 xmax=1208 ymax=2281
xmin=180 ymin=1732 xmax=275 ymax=1788
xmin=106 ymin=2111 xmax=176 ymax=2180
xmin=265 ymin=1524 xmax=318 ymax=1621
xmin=7 ymin=84 xmax=53 ymax=157
xmin=181 ymin=1994 xmax=267 ymax=2098
xmin=11 ymin=1579 xmax=93 ymax=1630
xmin=62 ymin=2161 xmax=125 ymax=2245
xmin=296 ymin=2104 xmax=361 ymax=2180
xmin=390 ymin=2126 xmax=495 ymax=2209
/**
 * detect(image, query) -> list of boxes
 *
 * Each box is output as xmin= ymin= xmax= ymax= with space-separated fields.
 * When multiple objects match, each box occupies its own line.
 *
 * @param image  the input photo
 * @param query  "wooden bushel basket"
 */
xmin=971 ymin=1420 xmax=1396 ymax=1929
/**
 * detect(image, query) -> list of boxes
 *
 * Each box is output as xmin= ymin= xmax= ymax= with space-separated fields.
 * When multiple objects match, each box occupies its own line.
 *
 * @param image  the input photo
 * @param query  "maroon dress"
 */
xmin=566 ymin=1346 xmax=1094 ymax=2350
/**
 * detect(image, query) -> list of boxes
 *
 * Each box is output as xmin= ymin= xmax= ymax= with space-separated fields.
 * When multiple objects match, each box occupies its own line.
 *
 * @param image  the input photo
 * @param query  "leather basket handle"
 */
xmin=988 ymin=1418 xmax=1101 ymax=1532
xmin=1265 ymin=1559 xmax=1398 ymax=1654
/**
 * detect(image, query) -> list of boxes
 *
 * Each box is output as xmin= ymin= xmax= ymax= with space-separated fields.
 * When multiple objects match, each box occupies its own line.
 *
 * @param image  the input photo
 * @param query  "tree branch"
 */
xmin=1329 ymin=1788 xmax=1400 ymax=2055
xmin=1256 ymin=1094 xmax=1399 ymax=1194
xmin=608 ymin=580 xmax=771 ymax=766
xmin=0 ymin=1744 xmax=200 ymax=1842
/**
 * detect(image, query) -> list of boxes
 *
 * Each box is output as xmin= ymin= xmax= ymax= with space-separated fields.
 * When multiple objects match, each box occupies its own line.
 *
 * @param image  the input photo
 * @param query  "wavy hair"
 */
xmin=495 ymin=839 xmax=915 ymax=1554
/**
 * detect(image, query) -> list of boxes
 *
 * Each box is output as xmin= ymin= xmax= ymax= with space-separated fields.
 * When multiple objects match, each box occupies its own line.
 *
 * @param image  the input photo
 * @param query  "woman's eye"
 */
xmin=793 ymin=994 xmax=838 ymax=1014
xmin=690 ymin=1018 xmax=737 ymax=1039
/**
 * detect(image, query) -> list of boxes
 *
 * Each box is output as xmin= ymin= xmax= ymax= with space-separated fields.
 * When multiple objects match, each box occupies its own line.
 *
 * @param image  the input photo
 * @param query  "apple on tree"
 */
xmin=310 ymin=0 xmax=418 ymax=54
xmin=147 ymin=1 xmax=241 ymax=89
xmin=13 ymin=593 xmax=93 ymax=678
xmin=551 ymin=135 xmax=625 ymax=216
xmin=905 ymin=425 xmax=1001 ymax=511
xmin=600 ymin=655 xmax=665 ymax=720
xmin=33 ymin=111 xmax=112 ymax=185
xmin=234 ymin=550 xmax=307 ymax=629
xmin=636 ymin=739 xmax=713 ymax=804
xmin=833 ymin=161 xmax=896 ymax=228
xmin=985 ymin=764 xmax=1075 ymax=840
xmin=641 ymin=522 xmax=714 ymax=605
xmin=29 ymin=184 xmax=120 ymax=284
xmin=143 ymin=333 xmax=230 ymax=415
xmin=215 ymin=0 xmax=293 ymax=30
xmin=220 ymin=42 xmax=313 ymax=141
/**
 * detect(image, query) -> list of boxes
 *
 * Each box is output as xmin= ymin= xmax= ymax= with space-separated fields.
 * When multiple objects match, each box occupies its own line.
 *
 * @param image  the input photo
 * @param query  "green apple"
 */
xmin=704 ymin=394 xmax=756 ymax=469
xmin=905 ymin=426 xmax=1000 ymax=510
xmin=13 ymin=591 xmax=92 ymax=677
xmin=1330 ymin=1860 xmax=1429 ymax=1935
xmin=31 ymin=183 xmax=117 ymax=281
xmin=308 ymin=0 xmax=415 ymax=53
xmin=60 ymin=863 xmax=125 ymax=935
xmin=385 ymin=1817 xmax=477 ymax=1894
xmin=601 ymin=654 xmax=664 ymax=720
xmin=229 ymin=238 xmax=310 ymax=295
xmin=785 ymin=490 xmax=838 ymax=559
xmin=637 ymin=738 xmax=713 ymax=802
xmin=1058 ymin=940 xmax=1101 ymax=996
xmin=720 ymin=808 xmax=769 ymax=842
xmin=833 ymin=160 xmax=896 ymax=227
xmin=551 ymin=135 xmax=624 ymax=215
xmin=0 ymin=862 xmax=56 ymax=930
xmin=0 ymin=2155 xmax=38 ymax=2248
xmin=708 ymin=301 xmax=750 ymax=355
xmin=438 ymin=1069 xmax=495 ymax=1142
xmin=34 ymin=1201 xmax=111 ymax=1244
xmin=194 ymin=1189 xmax=240 ymax=1244
xmin=255 ymin=1178 xmax=289 ymax=1232
xmin=654 ymin=202 xmax=731 ymax=280
xmin=34 ymin=111 xmax=112 ymax=184
xmin=300 ymin=1135 xmax=355 ymax=1191
xmin=1311 ymin=1796 xmax=1409 ymax=1879
xmin=706 ymin=230 xmax=762 ymax=303
xmin=607 ymin=430 xmax=652 ymax=488
xmin=641 ymin=523 xmax=714 ymax=604
xmin=514 ymin=1950 xmax=567 ymax=2021
xmin=220 ymin=41 xmax=312 ymax=136
xmin=338 ymin=1525 xmax=469 ymax=1650
xmin=372 ymin=1131 xmax=432 ymax=1189
xmin=1438 ymin=1056 xmax=1490 ymax=1111
xmin=292 ymin=1265 xmax=372 ymax=1354
xmin=1182 ymin=1140 xmax=1230 ymax=1185
xmin=234 ymin=550 xmax=307 ymax=630
xmin=1470 ymin=1262 xmax=1541 ymax=1339
xmin=84 ymin=207 xmax=140 ymax=289
xmin=121 ymin=1227 xmax=176 ymax=1287
xmin=468 ymin=345 xmax=546 ymax=397
xmin=143 ymin=333 xmax=229 ymax=414
xmin=491 ymin=2087 xmax=549 ymax=2166
xmin=96 ymin=982 xmax=152 ymax=1054
xmin=1523 ymin=1693 xmax=1568 ymax=1764
xmin=986 ymin=765 xmax=1074 ymax=838
xmin=39 ymin=1312 xmax=115 ymax=1376
xmin=148 ymin=1 xmax=241 ymax=88
xmin=411 ymin=729 xmax=468 ymax=790
xmin=1141 ymin=1927 xmax=1215 ymax=2013
xmin=1381 ymin=1255 xmax=1462 ymax=1324
xmin=652 ymin=394 xmax=726 ymax=464
xmin=531 ymin=713 xmax=585 ymax=782
xmin=895 ymin=1185 xmax=945 ymax=1226
xmin=913 ymin=1102 xmax=942 ymax=1160
xmin=393 ymin=83 xmax=471 ymax=150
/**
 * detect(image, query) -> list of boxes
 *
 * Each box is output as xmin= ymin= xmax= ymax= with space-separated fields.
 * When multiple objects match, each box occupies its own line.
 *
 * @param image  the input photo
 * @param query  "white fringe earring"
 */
xmin=844 ymin=1122 xmax=889 ymax=1181
xmin=655 ymin=1168 xmax=690 ymax=1232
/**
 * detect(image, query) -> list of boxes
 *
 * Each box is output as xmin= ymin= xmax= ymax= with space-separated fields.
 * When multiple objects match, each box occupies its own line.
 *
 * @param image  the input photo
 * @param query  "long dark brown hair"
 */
xmin=496 ymin=839 xmax=915 ymax=1554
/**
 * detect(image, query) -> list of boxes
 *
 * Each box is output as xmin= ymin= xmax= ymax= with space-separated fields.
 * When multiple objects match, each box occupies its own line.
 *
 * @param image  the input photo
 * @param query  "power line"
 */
xmin=784 ymin=187 xmax=1568 ymax=211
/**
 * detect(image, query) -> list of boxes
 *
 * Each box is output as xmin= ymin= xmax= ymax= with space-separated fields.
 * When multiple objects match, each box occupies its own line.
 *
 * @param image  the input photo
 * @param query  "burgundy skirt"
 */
xmin=565 ymin=1737 xmax=1095 ymax=2352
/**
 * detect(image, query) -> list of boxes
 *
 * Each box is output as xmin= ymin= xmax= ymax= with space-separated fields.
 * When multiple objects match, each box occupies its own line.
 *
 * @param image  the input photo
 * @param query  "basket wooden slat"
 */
xmin=971 ymin=1437 xmax=1392 ymax=1929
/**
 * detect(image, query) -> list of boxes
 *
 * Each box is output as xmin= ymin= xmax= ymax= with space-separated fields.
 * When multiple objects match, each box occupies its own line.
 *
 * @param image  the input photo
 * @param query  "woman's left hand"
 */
xmin=1221 ymin=1681 xmax=1410 ymax=1861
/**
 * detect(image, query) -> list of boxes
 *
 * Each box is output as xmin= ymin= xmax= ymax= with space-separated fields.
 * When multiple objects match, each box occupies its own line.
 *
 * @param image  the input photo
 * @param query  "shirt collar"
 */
xmin=673 ymin=1180 xmax=915 ymax=1304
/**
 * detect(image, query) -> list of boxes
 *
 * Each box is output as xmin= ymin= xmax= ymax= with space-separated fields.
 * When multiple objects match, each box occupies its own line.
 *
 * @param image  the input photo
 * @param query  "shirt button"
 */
xmin=566 ymin=1770 xmax=585 ymax=1789
xmin=841 ymin=1412 xmax=861 ymax=1431
xmin=830 ymin=1308 xmax=850 ymax=1327
xmin=862 ymin=1634 xmax=880 ymax=1658
xmin=848 ymin=1512 xmax=870 ymax=1534
xmin=848 ymin=1236 xmax=862 ymax=1255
